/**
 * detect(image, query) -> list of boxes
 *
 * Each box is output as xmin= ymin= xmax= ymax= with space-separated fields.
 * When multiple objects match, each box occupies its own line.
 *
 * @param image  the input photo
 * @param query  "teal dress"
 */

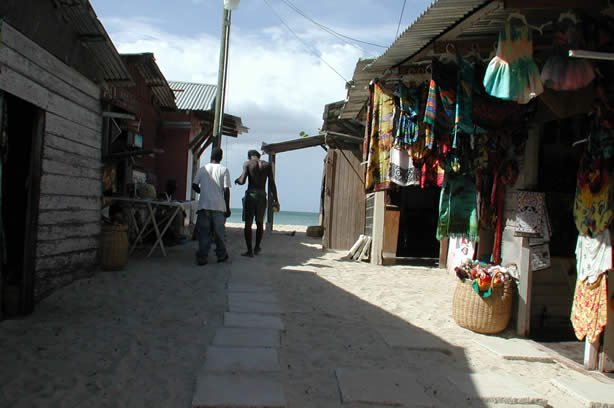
xmin=483 ymin=23 xmax=543 ymax=104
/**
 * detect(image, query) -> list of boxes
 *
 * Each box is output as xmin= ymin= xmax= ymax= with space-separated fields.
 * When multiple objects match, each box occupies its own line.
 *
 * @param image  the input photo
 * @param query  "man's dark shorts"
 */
xmin=243 ymin=191 xmax=267 ymax=224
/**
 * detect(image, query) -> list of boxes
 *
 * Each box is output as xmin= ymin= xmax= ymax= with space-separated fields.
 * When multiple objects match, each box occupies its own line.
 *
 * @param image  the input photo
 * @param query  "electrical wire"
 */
xmin=262 ymin=0 xmax=349 ymax=83
xmin=277 ymin=0 xmax=387 ymax=49
xmin=395 ymin=0 xmax=407 ymax=39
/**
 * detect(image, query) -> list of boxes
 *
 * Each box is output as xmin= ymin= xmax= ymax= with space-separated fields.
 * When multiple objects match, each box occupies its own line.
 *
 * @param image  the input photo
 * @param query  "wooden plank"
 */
xmin=0 ymin=65 xmax=102 ymax=132
xmin=37 ymin=236 xmax=99 ymax=258
xmin=42 ymin=159 xmax=100 ymax=180
xmin=39 ymin=194 xmax=100 ymax=211
xmin=344 ymin=235 xmax=366 ymax=260
xmin=44 ymin=133 xmax=100 ymax=160
xmin=43 ymin=146 xmax=100 ymax=170
xmin=0 ymin=90 xmax=3 ymax=320
xmin=46 ymin=112 xmax=102 ymax=150
xmin=439 ymin=0 xmax=503 ymax=41
xmin=585 ymin=338 xmax=600 ymax=370
xmin=600 ymin=270 xmax=614 ymax=372
xmin=358 ymin=236 xmax=372 ymax=261
xmin=0 ymin=45 xmax=100 ymax=114
xmin=371 ymin=191 xmax=386 ymax=265
xmin=0 ymin=21 xmax=101 ymax=99
xmin=504 ymin=0 xmax=601 ymax=8
xmin=40 ymin=174 xmax=101 ymax=197
xmin=38 ymin=209 xmax=100 ymax=226
xmin=38 ymin=223 xmax=101 ymax=241
xmin=327 ymin=151 xmax=337 ymax=247
xmin=35 ymin=249 xmax=98 ymax=272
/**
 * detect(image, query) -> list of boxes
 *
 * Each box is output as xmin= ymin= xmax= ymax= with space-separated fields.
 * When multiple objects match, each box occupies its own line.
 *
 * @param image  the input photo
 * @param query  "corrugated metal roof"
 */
xmin=339 ymin=58 xmax=375 ymax=120
xmin=366 ymin=0 xmax=492 ymax=73
xmin=168 ymin=81 xmax=217 ymax=112
xmin=121 ymin=53 xmax=177 ymax=110
xmin=55 ymin=0 xmax=134 ymax=86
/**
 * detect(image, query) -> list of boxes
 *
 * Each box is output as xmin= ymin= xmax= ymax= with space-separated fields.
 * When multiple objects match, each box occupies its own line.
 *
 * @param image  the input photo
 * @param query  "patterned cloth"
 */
xmin=573 ymin=158 xmax=613 ymax=237
xmin=364 ymin=82 xmax=395 ymax=191
xmin=515 ymin=191 xmax=549 ymax=237
xmin=576 ymin=230 xmax=612 ymax=284
xmin=390 ymin=143 xmax=421 ymax=187
xmin=424 ymin=59 xmax=457 ymax=138
xmin=570 ymin=274 xmax=608 ymax=343
xmin=455 ymin=56 xmax=474 ymax=138
xmin=436 ymin=173 xmax=478 ymax=241
xmin=483 ymin=22 xmax=544 ymax=104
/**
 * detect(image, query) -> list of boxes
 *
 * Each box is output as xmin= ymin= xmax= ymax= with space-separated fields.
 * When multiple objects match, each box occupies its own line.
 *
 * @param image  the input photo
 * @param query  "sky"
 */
xmin=90 ymin=0 xmax=433 ymax=212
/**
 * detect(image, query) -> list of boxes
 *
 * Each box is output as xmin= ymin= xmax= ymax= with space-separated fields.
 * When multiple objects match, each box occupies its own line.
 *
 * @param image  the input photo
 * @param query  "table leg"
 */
xmin=148 ymin=206 xmax=181 ymax=257
xmin=147 ymin=203 xmax=166 ymax=257
xmin=130 ymin=205 xmax=156 ymax=255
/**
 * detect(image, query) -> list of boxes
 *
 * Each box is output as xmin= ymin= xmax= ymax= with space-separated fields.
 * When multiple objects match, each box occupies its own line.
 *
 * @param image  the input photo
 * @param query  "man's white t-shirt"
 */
xmin=193 ymin=163 xmax=230 ymax=212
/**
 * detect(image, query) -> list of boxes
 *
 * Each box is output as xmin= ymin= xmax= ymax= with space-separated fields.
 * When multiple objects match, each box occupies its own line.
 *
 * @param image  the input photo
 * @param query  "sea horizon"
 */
xmin=226 ymin=208 xmax=320 ymax=226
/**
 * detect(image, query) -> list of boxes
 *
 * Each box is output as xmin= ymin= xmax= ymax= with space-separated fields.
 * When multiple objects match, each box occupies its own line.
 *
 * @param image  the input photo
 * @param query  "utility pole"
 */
xmin=212 ymin=0 xmax=239 ymax=149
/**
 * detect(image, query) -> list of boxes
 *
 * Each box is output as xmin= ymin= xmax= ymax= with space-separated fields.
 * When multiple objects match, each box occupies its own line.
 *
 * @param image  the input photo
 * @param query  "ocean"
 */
xmin=227 ymin=208 xmax=319 ymax=226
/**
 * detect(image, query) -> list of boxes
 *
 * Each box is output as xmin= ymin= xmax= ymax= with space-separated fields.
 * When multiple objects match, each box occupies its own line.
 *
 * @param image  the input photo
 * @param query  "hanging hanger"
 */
xmin=439 ymin=43 xmax=457 ymax=64
xmin=507 ymin=12 xmax=528 ymax=26
xmin=558 ymin=9 xmax=578 ymax=24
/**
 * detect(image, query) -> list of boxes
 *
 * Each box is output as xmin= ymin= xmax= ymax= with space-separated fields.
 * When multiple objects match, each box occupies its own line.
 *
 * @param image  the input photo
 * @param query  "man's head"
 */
xmin=211 ymin=147 xmax=223 ymax=163
xmin=247 ymin=149 xmax=261 ymax=160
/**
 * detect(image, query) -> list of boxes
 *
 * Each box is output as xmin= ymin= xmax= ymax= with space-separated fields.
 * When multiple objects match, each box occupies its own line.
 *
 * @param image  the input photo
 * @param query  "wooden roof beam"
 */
xmin=504 ymin=0 xmax=601 ymax=9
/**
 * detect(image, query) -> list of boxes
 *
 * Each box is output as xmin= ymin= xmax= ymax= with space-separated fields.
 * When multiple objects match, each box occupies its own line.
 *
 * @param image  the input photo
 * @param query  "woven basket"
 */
xmin=452 ymin=276 xmax=513 ymax=334
xmin=101 ymin=224 xmax=129 ymax=271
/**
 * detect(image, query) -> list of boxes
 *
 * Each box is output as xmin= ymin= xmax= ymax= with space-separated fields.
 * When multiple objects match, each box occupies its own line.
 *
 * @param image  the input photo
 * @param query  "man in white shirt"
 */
xmin=192 ymin=147 xmax=231 ymax=265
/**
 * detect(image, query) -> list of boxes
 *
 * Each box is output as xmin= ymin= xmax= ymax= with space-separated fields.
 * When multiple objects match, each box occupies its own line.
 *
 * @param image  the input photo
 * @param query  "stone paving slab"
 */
xmin=227 ymin=283 xmax=274 ymax=293
xmin=224 ymin=312 xmax=285 ymax=330
xmin=212 ymin=327 xmax=280 ymax=348
xmin=192 ymin=374 xmax=286 ymax=408
xmin=446 ymin=373 xmax=548 ymax=406
xmin=376 ymin=327 xmax=453 ymax=355
xmin=473 ymin=336 xmax=555 ymax=363
xmin=551 ymin=378 xmax=614 ymax=408
xmin=203 ymin=346 xmax=279 ymax=373
xmin=229 ymin=298 xmax=281 ymax=315
xmin=334 ymin=368 xmax=437 ymax=407
xmin=228 ymin=292 xmax=278 ymax=304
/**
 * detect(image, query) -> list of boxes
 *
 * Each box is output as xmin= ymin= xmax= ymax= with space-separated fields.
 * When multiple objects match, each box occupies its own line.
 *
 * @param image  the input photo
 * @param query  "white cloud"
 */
xmin=101 ymin=16 xmax=366 ymax=212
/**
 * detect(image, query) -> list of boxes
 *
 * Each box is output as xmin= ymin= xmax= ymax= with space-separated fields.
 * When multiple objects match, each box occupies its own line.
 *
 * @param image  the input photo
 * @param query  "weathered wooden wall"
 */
xmin=0 ymin=21 xmax=102 ymax=299
xmin=323 ymin=147 xmax=365 ymax=250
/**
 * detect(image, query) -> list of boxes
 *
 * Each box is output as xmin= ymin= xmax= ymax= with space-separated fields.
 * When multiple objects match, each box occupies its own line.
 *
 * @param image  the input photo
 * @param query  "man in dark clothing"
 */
xmin=234 ymin=149 xmax=279 ymax=257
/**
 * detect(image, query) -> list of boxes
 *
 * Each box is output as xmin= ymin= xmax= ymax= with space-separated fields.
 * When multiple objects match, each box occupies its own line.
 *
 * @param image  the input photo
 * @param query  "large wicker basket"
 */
xmin=452 ymin=278 xmax=513 ymax=334
xmin=101 ymin=224 xmax=129 ymax=271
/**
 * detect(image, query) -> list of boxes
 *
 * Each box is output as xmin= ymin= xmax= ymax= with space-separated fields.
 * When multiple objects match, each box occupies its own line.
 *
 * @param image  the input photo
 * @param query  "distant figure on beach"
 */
xmin=234 ymin=149 xmax=279 ymax=257
xmin=192 ymin=147 xmax=231 ymax=265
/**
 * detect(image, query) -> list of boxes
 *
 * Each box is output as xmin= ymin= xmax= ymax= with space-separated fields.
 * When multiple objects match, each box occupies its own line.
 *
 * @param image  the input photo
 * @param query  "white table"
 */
xmin=105 ymin=197 xmax=197 ymax=257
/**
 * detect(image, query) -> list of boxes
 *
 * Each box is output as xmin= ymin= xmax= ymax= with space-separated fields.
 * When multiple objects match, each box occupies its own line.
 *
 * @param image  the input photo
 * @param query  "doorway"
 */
xmin=0 ymin=91 xmax=44 ymax=318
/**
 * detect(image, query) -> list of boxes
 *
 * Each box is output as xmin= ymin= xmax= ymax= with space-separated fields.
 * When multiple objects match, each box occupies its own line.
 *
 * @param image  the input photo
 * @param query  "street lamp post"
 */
xmin=212 ymin=0 xmax=239 ymax=149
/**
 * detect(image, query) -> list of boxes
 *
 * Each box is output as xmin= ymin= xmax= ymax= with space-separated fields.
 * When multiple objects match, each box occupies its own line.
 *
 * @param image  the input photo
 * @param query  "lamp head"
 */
xmin=224 ymin=0 xmax=239 ymax=10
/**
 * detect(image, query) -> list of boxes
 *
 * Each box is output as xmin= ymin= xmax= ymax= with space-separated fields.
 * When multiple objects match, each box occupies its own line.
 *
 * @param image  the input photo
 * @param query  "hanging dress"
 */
xmin=541 ymin=19 xmax=595 ymax=91
xmin=483 ymin=22 xmax=544 ymax=104
xmin=390 ymin=84 xmax=421 ymax=187
xmin=364 ymin=81 xmax=395 ymax=191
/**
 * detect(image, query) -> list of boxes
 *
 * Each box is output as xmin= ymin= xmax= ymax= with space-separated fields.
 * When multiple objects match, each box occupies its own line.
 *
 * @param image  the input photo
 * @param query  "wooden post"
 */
xmin=439 ymin=237 xmax=449 ymax=269
xmin=370 ymin=191 xmax=386 ymax=265
xmin=585 ymin=338 xmax=600 ymax=370
xmin=266 ymin=152 xmax=276 ymax=232
xmin=517 ymin=237 xmax=533 ymax=337
xmin=0 ymin=90 xmax=4 ymax=320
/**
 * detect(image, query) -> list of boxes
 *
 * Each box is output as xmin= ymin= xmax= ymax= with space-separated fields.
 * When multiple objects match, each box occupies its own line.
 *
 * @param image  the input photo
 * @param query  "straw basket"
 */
xmin=101 ymin=224 xmax=129 ymax=270
xmin=452 ymin=277 xmax=513 ymax=334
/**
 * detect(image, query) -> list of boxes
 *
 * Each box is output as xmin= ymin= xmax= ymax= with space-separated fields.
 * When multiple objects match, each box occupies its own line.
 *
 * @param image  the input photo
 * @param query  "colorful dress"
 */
xmin=483 ymin=22 xmax=544 ymax=104
xmin=570 ymin=274 xmax=608 ymax=343
xmin=364 ymin=82 xmax=395 ymax=191
xmin=541 ymin=19 xmax=595 ymax=91
xmin=573 ymin=158 xmax=613 ymax=237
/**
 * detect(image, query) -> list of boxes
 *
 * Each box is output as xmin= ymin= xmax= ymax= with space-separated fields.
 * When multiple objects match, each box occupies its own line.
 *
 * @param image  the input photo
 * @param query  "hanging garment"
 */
xmin=483 ymin=22 xmax=544 ymax=104
xmin=436 ymin=173 xmax=478 ymax=241
xmin=541 ymin=19 xmax=595 ymax=91
xmin=570 ymin=274 xmax=609 ymax=343
xmin=576 ymin=230 xmax=612 ymax=284
xmin=455 ymin=56 xmax=474 ymax=137
xmin=365 ymin=82 xmax=395 ymax=191
xmin=389 ymin=143 xmax=421 ymax=187
xmin=395 ymin=83 xmax=421 ymax=146
xmin=424 ymin=59 xmax=457 ymax=138
xmin=515 ymin=191 xmax=548 ymax=237
xmin=574 ymin=157 xmax=613 ymax=237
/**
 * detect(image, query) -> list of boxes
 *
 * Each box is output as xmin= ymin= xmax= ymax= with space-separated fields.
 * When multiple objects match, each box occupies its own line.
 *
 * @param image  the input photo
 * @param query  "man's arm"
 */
xmin=223 ymin=188 xmax=231 ymax=218
xmin=192 ymin=183 xmax=200 ymax=194
xmin=267 ymin=167 xmax=279 ymax=204
xmin=234 ymin=162 xmax=248 ymax=185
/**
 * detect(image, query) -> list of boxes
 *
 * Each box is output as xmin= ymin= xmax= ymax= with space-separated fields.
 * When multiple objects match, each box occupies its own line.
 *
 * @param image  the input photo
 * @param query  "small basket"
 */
xmin=452 ymin=275 xmax=513 ymax=334
xmin=101 ymin=224 xmax=129 ymax=271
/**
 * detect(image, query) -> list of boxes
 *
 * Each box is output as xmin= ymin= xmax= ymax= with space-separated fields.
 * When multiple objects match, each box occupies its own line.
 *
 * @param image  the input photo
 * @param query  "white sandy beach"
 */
xmin=1 ymin=224 xmax=612 ymax=407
